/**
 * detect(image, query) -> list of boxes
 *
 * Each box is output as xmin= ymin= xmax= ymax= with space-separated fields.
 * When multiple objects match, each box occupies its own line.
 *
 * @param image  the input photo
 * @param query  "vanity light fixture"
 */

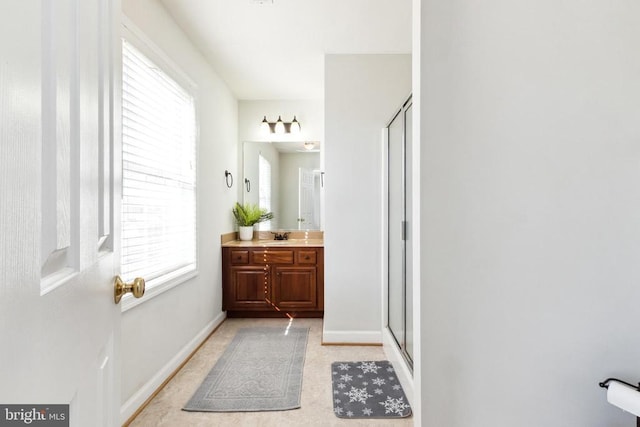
xmin=260 ymin=115 xmax=302 ymax=135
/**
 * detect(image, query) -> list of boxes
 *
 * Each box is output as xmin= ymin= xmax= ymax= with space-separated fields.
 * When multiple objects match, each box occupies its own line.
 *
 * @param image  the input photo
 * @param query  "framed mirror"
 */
xmin=242 ymin=141 xmax=322 ymax=231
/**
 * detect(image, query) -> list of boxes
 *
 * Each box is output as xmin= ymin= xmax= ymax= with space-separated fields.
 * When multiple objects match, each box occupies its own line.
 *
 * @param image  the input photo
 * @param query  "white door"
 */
xmin=0 ymin=1 xmax=123 ymax=426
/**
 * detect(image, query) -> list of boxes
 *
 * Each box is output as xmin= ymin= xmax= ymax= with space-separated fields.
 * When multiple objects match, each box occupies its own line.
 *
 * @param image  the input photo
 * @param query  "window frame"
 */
xmin=120 ymin=16 xmax=200 ymax=312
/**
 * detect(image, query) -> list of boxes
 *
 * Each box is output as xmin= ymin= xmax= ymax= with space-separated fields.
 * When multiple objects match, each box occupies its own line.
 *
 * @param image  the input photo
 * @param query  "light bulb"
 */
xmin=274 ymin=116 xmax=285 ymax=134
xmin=260 ymin=116 xmax=270 ymax=134
xmin=290 ymin=116 xmax=301 ymax=134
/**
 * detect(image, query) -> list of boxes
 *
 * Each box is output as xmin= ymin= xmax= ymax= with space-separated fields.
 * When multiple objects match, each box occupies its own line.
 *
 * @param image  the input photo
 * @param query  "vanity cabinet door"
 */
xmin=225 ymin=266 xmax=271 ymax=311
xmin=272 ymin=266 xmax=317 ymax=310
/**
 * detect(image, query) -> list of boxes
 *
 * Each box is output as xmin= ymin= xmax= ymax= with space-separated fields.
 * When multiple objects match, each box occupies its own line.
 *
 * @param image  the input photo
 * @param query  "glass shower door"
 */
xmin=387 ymin=96 xmax=413 ymax=368
xmin=388 ymin=109 xmax=405 ymax=351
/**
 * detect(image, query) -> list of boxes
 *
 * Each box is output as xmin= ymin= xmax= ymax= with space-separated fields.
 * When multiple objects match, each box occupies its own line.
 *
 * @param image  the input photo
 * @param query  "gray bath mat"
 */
xmin=331 ymin=360 xmax=412 ymax=419
xmin=183 ymin=327 xmax=308 ymax=412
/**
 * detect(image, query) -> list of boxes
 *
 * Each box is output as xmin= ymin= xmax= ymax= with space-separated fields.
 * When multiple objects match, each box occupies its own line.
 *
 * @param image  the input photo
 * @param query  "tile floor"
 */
xmin=127 ymin=318 xmax=413 ymax=427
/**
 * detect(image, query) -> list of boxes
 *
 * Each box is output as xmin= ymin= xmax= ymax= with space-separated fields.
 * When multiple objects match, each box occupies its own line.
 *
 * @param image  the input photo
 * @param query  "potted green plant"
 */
xmin=232 ymin=202 xmax=274 ymax=241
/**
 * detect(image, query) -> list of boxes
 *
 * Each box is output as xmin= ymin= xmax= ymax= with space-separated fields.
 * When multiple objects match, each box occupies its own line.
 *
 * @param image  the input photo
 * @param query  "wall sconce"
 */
xmin=260 ymin=115 xmax=301 ymax=135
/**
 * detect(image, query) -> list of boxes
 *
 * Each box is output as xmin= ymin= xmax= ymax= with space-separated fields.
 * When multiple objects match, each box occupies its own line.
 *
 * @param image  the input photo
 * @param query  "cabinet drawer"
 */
xmin=297 ymin=250 xmax=317 ymax=264
xmin=251 ymin=250 xmax=294 ymax=264
xmin=230 ymin=250 xmax=249 ymax=264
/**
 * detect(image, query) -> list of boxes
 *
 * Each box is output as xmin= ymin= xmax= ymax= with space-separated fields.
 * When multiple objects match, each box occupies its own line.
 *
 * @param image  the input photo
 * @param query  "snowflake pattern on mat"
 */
xmin=372 ymin=377 xmax=386 ymax=386
xmin=379 ymin=396 xmax=410 ymax=416
xmin=340 ymin=374 xmax=353 ymax=383
xmin=357 ymin=361 xmax=380 ymax=374
xmin=344 ymin=386 xmax=373 ymax=404
xmin=331 ymin=361 xmax=411 ymax=419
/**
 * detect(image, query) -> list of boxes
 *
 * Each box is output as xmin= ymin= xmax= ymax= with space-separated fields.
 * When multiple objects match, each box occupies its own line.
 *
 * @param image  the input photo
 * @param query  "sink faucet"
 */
xmin=271 ymin=231 xmax=290 ymax=240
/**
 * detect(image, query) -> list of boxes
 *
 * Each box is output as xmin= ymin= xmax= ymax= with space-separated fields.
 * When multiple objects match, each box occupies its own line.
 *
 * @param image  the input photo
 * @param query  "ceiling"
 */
xmin=159 ymin=0 xmax=412 ymax=100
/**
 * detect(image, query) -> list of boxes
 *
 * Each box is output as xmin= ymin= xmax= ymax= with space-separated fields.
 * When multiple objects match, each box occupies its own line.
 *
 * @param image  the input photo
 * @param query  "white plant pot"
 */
xmin=238 ymin=226 xmax=254 ymax=241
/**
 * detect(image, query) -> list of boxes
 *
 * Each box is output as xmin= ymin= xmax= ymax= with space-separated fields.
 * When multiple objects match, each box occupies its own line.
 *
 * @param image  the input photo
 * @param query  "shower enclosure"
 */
xmin=386 ymin=95 xmax=413 ymax=369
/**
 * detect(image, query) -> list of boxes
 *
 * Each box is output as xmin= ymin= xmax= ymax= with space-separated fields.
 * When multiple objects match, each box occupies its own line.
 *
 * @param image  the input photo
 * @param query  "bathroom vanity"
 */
xmin=221 ymin=237 xmax=324 ymax=318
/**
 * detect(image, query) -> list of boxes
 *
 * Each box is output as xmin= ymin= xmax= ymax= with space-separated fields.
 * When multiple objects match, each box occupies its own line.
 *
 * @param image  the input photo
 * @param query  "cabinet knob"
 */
xmin=305 ymin=256 xmax=310 ymax=260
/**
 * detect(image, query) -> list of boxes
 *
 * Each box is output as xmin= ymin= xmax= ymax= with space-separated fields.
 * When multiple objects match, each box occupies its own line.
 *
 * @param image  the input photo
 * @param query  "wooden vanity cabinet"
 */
xmin=222 ymin=246 xmax=324 ymax=317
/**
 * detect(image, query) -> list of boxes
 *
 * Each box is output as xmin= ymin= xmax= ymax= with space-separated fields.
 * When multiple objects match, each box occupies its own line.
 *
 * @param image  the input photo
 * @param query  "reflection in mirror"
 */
xmin=243 ymin=141 xmax=322 ymax=231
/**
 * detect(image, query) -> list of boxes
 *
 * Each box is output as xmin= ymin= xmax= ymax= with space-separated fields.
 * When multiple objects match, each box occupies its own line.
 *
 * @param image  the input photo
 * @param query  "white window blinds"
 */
xmin=121 ymin=38 xmax=197 ymax=283
xmin=258 ymin=153 xmax=272 ymax=212
xmin=258 ymin=154 xmax=272 ymax=230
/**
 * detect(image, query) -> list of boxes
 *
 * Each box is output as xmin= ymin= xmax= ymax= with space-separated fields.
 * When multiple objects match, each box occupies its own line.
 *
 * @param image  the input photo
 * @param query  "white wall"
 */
xmin=120 ymin=0 xmax=237 ymax=421
xmin=416 ymin=1 xmax=640 ymax=426
xmin=324 ymin=54 xmax=411 ymax=343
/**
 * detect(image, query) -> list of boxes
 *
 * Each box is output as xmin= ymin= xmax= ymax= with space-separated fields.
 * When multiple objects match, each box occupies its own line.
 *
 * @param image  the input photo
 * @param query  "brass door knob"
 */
xmin=114 ymin=276 xmax=145 ymax=304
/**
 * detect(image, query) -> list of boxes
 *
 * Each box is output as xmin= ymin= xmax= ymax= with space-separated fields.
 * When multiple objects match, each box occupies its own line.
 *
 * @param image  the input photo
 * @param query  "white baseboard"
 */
xmin=120 ymin=312 xmax=226 ymax=423
xmin=382 ymin=327 xmax=414 ymax=406
xmin=322 ymin=329 xmax=382 ymax=344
